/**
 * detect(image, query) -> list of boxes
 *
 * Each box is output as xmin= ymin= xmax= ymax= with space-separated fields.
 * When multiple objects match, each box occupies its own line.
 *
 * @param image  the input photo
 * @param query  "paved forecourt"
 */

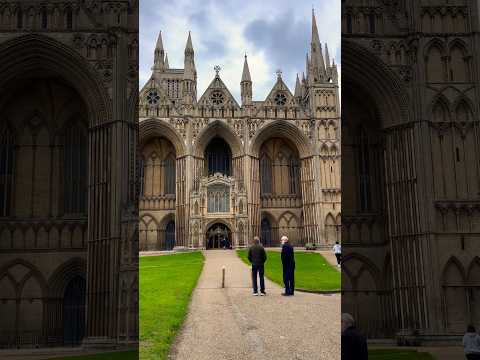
xmin=169 ymin=249 xmax=340 ymax=360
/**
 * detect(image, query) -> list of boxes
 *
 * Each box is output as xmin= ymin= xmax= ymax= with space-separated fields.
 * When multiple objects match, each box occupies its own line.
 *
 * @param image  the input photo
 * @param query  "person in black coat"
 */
xmin=341 ymin=313 xmax=368 ymax=360
xmin=280 ymin=235 xmax=295 ymax=296
xmin=247 ymin=236 xmax=267 ymax=295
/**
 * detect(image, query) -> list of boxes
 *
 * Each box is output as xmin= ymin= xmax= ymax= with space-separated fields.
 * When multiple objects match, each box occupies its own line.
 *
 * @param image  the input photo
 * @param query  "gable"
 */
xmin=198 ymin=76 xmax=240 ymax=108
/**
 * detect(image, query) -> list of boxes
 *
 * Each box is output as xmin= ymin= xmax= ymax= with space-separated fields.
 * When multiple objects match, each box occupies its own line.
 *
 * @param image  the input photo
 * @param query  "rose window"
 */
xmin=274 ymin=93 xmax=287 ymax=106
xmin=146 ymin=89 xmax=160 ymax=105
xmin=211 ymin=91 xmax=224 ymax=105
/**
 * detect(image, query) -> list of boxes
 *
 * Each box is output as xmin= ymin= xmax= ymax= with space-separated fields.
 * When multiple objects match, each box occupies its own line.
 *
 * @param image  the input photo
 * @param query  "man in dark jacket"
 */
xmin=247 ymin=236 xmax=267 ymax=296
xmin=280 ymin=235 xmax=295 ymax=296
xmin=341 ymin=313 xmax=368 ymax=360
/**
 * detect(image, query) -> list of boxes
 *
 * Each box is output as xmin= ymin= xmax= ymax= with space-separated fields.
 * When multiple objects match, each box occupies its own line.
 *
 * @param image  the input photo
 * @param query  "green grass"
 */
xmin=48 ymin=351 xmax=138 ymax=360
xmin=369 ymin=349 xmax=435 ymax=360
xmin=236 ymin=250 xmax=340 ymax=291
xmin=140 ymin=252 xmax=204 ymax=360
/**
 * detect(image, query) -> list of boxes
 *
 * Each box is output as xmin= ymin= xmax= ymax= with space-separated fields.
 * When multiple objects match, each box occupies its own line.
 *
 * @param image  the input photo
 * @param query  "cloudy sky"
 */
xmin=139 ymin=0 xmax=340 ymax=102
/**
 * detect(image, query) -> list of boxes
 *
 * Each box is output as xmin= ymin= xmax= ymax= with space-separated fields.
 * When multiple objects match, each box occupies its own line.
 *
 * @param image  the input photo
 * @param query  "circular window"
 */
xmin=211 ymin=90 xmax=224 ymax=105
xmin=146 ymin=89 xmax=160 ymax=105
xmin=274 ymin=93 xmax=287 ymax=106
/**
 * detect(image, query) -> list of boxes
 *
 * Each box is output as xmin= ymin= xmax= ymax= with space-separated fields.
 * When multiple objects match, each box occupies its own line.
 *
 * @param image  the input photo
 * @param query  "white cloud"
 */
xmin=140 ymin=0 xmax=340 ymax=102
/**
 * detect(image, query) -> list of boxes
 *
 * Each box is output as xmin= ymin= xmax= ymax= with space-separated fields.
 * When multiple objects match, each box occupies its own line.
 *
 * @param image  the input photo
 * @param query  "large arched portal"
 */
xmin=206 ymin=222 xmax=232 ymax=249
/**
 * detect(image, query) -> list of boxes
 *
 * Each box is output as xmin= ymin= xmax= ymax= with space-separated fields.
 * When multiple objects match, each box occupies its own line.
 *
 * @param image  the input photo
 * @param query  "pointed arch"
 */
xmin=442 ymin=256 xmax=466 ymax=284
xmin=430 ymin=95 xmax=451 ymax=122
xmin=139 ymin=118 xmax=186 ymax=157
xmin=454 ymin=97 xmax=474 ymax=122
xmin=194 ymin=120 xmax=242 ymax=158
xmin=47 ymin=258 xmax=87 ymax=298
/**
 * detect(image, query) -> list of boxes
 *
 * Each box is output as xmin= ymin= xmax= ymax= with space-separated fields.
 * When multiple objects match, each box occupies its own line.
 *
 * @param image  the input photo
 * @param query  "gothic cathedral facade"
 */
xmin=139 ymin=11 xmax=341 ymax=251
xmin=342 ymin=0 xmax=480 ymax=341
xmin=0 ymin=1 xmax=138 ymax=348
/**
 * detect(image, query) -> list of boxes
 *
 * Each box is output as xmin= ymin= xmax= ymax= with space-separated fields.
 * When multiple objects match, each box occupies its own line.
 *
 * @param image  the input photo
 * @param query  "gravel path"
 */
xmin=169 ymin=250 xmax=340 ymax=360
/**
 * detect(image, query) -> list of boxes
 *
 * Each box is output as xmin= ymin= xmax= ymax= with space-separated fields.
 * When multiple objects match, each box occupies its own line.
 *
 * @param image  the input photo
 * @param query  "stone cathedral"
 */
xmin=0 ymin=0 xmax=138 ymax=349
xmin=139 ymin=12 xmax=341 ymax=252
xmin=342 ymin=0 xmax=480 ymax=343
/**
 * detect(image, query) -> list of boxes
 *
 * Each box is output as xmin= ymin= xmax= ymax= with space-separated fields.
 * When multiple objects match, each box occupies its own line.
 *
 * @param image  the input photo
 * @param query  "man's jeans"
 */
xmin=252 ymin=264 xmax=265 ymax=293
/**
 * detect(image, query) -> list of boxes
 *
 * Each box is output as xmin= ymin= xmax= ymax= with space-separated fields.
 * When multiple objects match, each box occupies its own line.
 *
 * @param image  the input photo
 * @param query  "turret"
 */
xmin=152 ymin=31 xmax=165 ymax=71
xmin=182 ymin=31 xmax=197 ymax=104
xmin=240 ymin=54 xmax=252 ymax=106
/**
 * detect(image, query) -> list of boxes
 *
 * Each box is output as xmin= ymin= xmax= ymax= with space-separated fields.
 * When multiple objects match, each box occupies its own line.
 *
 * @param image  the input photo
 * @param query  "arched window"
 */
xmin=207 ymin=184 xmax=230 ymax=213
xmin=165 ymin=220 xmax=175 ymax=250
xmin=164 ymin=155 xmax=175 ymax=195
xmin=205 ymin=138 xmax=232 ymax=176
xmin=63 ymin=276 xmax=86 ymax=346
xmin=261 ymin=217 xmax=273 ymax=247
xmin=41 ymin=7 xmax=48 ymax=29
xmin=64 ymin=121 xmax=87 ymax=214
xmin=66 ymin=8 xmax=73 ymax=29
xmin=368 ymin=13 xmax=376 ymax=34
xmin=0 ymin=126 xmax=14 ymax=217
xmin=138 ymin=157 xmax=144 ymax=196
xmin=358 ymin=126 xmax=371 ymax=211
xmin=260 ymin=155 xmax=272 ymax=194
xmin=288 ymin=156 xmax=300 ymax=194
xmin=346 ymin=13 xmax=352 ymax=34
xmin=16 ymin=8 xmax=23 ymax=29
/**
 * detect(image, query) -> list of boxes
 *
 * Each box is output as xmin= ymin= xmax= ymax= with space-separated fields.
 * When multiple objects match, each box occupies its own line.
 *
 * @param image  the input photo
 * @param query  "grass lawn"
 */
xmin=140 ymin=252 xmax=204 ymax=360
xmin=369 ymin=349 xmax=435 ymax=360
xmin=48 ymin=351 xmax=138 ymax=360
xmin=236 ymin=250 xmax=340 ymax=291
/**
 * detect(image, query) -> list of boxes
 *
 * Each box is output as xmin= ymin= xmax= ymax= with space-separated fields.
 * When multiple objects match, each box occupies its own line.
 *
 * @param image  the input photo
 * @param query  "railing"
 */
xmin=140 ymin=195 xmax=176 ymax=210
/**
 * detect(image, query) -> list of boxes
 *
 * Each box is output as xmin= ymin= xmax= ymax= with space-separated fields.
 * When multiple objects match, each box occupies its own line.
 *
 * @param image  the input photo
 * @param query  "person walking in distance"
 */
xmin=247 ymin=236 xmax=267 ymax=296
xmin=280 ymin=235 xmax=295 ymax=296
xmin=333 ymin=241 xmax=342 ymax=267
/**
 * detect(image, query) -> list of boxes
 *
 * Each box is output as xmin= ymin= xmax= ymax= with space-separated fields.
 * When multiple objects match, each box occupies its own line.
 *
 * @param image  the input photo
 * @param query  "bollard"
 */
xmin=222 ymin=266 xmax=225 ymax=288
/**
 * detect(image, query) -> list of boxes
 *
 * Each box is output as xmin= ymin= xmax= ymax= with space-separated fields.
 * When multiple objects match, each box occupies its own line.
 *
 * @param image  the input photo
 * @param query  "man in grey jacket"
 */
xmin=247 ymin=236 xmax=267 ymax=296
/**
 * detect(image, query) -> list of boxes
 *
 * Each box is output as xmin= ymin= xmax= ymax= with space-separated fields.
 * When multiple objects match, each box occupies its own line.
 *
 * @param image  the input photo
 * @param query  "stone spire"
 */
xmin=184 ymin=31 xmax=196 ymax=80
xmin=153 ymin=30 xmax=165 ymax=70
xmin=294 ymin=73 xmax=302 ymax=98
xmin=241 ymin=54 xmax=252 ymax=106
xmin=310 ymin=8 xmax=325 ymax=80
xmin=241 ymin=54 xmax=251 ymax=82
xmin=183 ymin=31 xmax=196 ymax=103
xmin=164 ymin=52 xmax=169 ymax=69
xmin=325 ymin=43 xmax=330 ymax=67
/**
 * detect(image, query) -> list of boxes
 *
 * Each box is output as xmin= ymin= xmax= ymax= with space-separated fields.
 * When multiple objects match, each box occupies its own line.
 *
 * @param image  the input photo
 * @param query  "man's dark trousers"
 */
xmin=252 ymin=264 xmax=265 ymax=293
xmin=283 ymin=265 xmax=294 ymax=295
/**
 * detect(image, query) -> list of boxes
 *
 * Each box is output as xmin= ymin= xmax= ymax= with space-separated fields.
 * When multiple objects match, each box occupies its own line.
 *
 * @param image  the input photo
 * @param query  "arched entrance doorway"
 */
xmin=165 ymin=220 xmax=175 ymax=250
xmin=206 ymin=223 xmax=232 ymax=249
xmin=63 ymin=276 xmax=86 ymax=346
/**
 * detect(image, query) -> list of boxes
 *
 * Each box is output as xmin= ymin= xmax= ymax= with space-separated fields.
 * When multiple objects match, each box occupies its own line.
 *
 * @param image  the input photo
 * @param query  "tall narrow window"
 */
xmin=41 ymin=7 xmax=48 ymax=29
xmin=138 ymin=157 xmax=145 ymax=197
xmin=64 ymin=121 xmax=87 ymax=214
xmin=346 ymin=14 xmax=352 ymax=34
xmin=17 ymin=8 xmax=23 ymax=29
xmin=288 ymin=157 xmax=300 ymax=194
xmin=358 ymin=126 xmax=371 ymax=211
xmin=164 ymin=155 xmax=175 ymax=195
xmin=66 ymin=8 xmax=73 ymax=29
xmin=261 ymin=217 xmax=273 ymax=247
xmin=0 ymin=126 xmax=14 ymax=217
xmin=260 ymin=155 xmax=272 ymax=194
xmin=368 ymin=13 xmax=376 ymax=34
